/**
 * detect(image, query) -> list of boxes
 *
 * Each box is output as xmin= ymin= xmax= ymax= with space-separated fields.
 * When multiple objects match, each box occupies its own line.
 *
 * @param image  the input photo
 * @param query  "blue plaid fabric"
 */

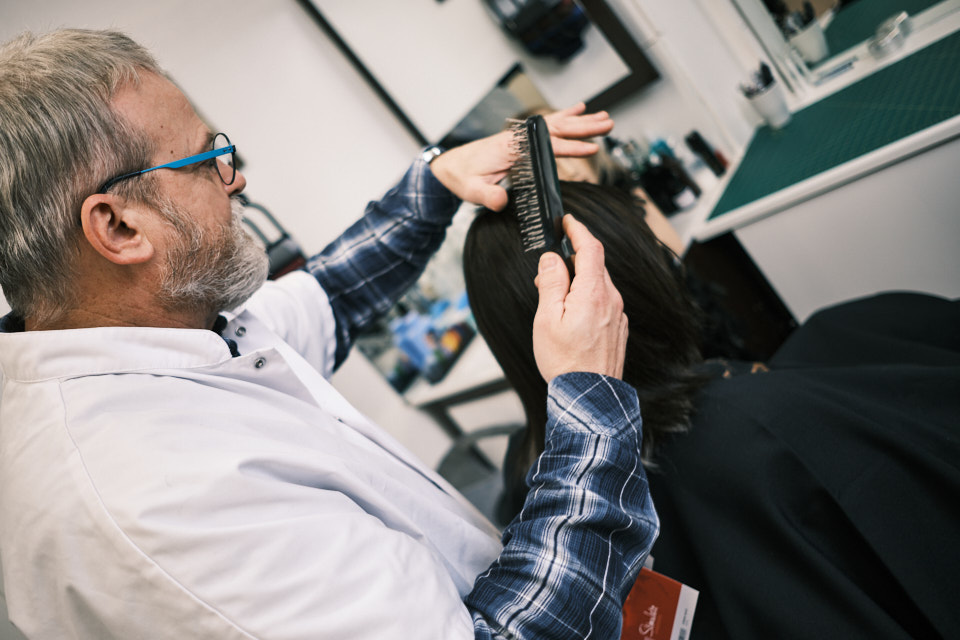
xmin=306 ymin=156 xmax=461 ymax=369
xmin=468 ymin=373 xmax=657 ymax=639
xmin=308 ymin=159 xmax=658 ymax=638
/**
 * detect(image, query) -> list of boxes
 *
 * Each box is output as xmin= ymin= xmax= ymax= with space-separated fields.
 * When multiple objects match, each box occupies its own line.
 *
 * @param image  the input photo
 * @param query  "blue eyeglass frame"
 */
xmin=97 ymin=132 xmax=236 ymax=194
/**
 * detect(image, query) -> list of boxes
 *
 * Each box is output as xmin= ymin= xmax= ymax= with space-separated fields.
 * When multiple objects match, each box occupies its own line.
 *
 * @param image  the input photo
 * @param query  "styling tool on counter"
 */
xmin=507 ymin=114 xmax=574 ymax=271
xmin=740 ymin=62 xmax=775 ymax=98
xmin=741 ymin=62 xmax=791 ymax=130
xmin=788 ymin=18 xmax=829 ymax=65
xmin=780 ymin=1 xmax=816 ymax=35
xmin=869 ymin=12 xmax=911 ymax=59
xmin=685 ymin=130 xmax=727 ymax=177
xmin=778 ymin=1 xmax=829 ymax=65
xmin=606 ymin=136 xmax=696 ymax=216
xmin=815 ymin=56 xmax=858 ymax=84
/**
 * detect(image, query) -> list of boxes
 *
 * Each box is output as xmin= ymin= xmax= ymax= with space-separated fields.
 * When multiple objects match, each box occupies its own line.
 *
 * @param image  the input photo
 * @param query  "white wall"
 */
xmin=607 ymin=0 xmax=762 ymax=154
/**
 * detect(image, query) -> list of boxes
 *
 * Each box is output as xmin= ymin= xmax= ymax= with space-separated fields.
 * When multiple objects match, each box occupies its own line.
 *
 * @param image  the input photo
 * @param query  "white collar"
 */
xmin=0 ymin=325 xmax=234 ymax=382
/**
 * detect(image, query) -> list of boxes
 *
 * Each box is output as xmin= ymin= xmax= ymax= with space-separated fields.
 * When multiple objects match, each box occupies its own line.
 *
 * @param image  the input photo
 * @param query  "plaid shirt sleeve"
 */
xmin=467 ymin=372 xmax=659 ymax=639
xmin=305 ymin=155 xmax=461 ymax=368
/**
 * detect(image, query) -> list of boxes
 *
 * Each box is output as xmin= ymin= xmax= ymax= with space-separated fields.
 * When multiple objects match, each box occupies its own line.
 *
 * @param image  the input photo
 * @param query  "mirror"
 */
xmin=733 ymin=0 xmax=960 ymax=79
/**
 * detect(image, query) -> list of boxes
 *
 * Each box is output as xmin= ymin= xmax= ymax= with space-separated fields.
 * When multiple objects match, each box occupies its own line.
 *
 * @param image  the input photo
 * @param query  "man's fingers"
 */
xmin=546 ymin=102 xmax=587 ymax=119
xmin=551 ymin=139 xmax=601 ymax=158
xmin=542 ymin=103 xmax=614 ymax=152
xmin=473 ymin=182 xmax=509 ymax=212
xmin=562 ymin=215 xmax=605 ymax=279
xmin=532 ymin=216 xmax=630 ymax=382
xmin=534 ymin=252 xmax=570 ymax=321
xmin=552 ymin=114 xmax=614 ymax=138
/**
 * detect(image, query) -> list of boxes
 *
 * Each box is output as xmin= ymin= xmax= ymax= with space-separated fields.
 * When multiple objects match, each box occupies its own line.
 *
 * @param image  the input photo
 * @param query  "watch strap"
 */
xmin=421 ymin=146 xmax=443 ymax=164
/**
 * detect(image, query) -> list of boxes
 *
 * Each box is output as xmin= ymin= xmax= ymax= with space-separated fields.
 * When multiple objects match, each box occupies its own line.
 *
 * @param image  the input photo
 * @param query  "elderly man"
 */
xmin=0 ymin=29 xmax=656 ymax=639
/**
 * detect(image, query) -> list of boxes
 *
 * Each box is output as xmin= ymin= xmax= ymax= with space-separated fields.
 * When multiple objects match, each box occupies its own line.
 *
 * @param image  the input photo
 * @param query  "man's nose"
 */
xmin=225 ymin=163 xmax=246 ymax=195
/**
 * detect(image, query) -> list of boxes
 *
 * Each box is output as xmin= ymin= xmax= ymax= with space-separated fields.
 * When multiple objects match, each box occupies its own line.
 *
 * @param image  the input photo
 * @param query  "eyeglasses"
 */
xmin=97 ymin=132 xmax=236 ymax=194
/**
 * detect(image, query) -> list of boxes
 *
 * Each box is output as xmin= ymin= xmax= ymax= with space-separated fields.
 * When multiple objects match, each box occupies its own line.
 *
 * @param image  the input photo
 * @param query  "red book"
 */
xmin=621 ymin=568 xmax=699 ymax=640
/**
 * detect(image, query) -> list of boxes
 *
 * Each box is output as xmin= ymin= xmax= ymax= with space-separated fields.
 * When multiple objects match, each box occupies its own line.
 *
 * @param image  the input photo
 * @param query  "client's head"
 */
xmin=464 ymin=181 xmax=705 ymax=502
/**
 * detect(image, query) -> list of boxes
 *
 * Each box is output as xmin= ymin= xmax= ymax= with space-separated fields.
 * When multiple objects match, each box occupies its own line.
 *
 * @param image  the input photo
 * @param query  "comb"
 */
xmin=507 ymin=115 xmax=574 ymax=268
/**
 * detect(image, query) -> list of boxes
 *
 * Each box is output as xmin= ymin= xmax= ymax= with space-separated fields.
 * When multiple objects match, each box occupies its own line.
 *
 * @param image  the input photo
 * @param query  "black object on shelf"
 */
xmin=607 ymin=137 xmax=698 ymax=216
xmin=685 ymin=130 xmax=727 ymax=177
xmin=483 ymin=0 xmax=590 ymax=62
xmin=638 ymin=158 xmax=693 ymax=215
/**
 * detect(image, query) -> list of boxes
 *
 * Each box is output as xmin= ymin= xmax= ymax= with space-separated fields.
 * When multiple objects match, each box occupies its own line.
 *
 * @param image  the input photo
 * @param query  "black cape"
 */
xmin=647 ymin=292 xmax=960 ymax=639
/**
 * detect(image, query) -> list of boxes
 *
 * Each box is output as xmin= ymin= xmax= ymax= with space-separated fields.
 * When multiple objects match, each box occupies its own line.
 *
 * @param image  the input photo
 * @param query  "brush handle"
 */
xmin=527 ymin=116 xmax=574 ymax=270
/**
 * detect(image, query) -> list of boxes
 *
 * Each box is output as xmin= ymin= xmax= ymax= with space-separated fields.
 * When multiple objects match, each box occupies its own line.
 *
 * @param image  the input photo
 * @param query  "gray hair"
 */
xmin=0 ymin=29 xmax=162 ymax=323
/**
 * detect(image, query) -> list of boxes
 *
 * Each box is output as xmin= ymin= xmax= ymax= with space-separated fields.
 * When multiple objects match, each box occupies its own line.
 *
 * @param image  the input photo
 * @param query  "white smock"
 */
xmin=0 ymin=271 xmax=502 ymax=639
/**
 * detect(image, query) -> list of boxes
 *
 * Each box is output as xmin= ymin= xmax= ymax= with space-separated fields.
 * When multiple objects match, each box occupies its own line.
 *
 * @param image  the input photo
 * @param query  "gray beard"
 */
xmin=156 ymin=196 xmax=270 ymax=315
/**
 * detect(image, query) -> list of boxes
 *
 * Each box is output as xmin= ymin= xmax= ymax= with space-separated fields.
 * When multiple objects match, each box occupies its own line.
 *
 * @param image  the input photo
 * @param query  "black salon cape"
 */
xmin=646 ymin=292 xmax=960 ymax=640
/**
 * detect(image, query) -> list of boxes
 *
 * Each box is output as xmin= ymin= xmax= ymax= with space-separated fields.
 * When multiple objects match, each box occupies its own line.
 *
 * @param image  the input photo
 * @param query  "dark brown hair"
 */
xmin=463 ymin=181 xmax=705 ymax=517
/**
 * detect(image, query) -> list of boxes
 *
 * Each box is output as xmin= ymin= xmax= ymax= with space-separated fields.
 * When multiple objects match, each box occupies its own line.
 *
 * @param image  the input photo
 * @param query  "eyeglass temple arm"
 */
xmin=97 ymin=145 xmax=236 ymax=193
xmin=149 ymin=145 xmax=235 ymax=171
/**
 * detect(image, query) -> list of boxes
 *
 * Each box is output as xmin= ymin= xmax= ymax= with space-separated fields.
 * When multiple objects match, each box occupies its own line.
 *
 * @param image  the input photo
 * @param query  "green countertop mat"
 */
xmin=709 ymin=29 xmax=960 ymax=222
xmin=824 ymin=0 xmax=942 ymax=56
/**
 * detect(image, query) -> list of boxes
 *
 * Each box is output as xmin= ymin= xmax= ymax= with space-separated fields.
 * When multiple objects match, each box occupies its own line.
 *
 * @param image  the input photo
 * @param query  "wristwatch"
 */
xmin=421 ymin=146 xmax=443 ymax=165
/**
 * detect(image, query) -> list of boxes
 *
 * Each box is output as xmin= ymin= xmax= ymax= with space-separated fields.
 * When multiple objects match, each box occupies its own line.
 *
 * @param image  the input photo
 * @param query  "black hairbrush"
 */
xmin=508 ymin=114 xmax=574 ymax=271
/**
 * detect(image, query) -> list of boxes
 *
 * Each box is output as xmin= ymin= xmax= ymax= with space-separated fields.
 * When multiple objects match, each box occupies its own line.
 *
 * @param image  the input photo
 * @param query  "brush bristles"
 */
xmin=507 ymin=118 xmax=547 ymax=252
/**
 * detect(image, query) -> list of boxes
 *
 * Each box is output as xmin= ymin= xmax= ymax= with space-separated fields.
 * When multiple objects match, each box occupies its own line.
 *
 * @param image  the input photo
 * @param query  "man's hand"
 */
xmin=532 ymin=215 xmax=628 ymax=383
xmin=429 ymin=103 xmax=613 ymax=212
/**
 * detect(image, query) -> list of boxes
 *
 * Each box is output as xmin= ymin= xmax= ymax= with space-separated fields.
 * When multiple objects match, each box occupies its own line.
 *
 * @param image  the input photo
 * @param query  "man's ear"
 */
xmin=79 ymin=194 xmax=155 ymax=265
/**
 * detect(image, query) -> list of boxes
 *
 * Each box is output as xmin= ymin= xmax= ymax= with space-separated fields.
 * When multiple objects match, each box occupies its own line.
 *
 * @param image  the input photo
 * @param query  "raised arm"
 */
xmin=306 ymin=105 xmax=614 ymax=369
xmin=467 ymin=216 xmax=658 ymax=638
xmin=304 ymin=156 xmax=458 ymax=369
